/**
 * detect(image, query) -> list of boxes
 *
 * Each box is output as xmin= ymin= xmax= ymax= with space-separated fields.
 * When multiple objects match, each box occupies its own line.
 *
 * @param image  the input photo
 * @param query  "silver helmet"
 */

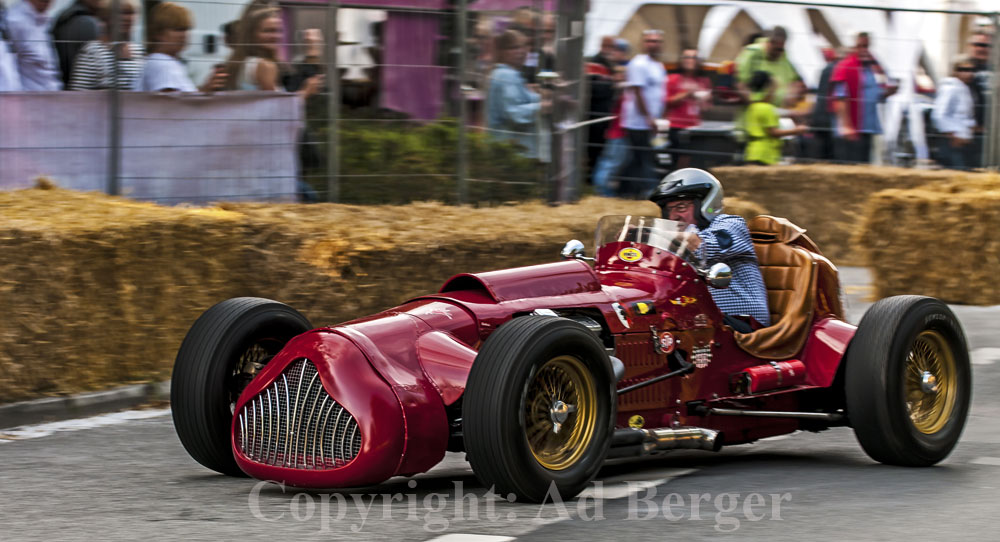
xmin=649 ymin=168 xmax=724 ymax=226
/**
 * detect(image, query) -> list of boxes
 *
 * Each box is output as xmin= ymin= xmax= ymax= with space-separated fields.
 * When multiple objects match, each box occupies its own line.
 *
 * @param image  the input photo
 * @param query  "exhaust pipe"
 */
xmin=608 ymin=426 xmax=721 ymax=458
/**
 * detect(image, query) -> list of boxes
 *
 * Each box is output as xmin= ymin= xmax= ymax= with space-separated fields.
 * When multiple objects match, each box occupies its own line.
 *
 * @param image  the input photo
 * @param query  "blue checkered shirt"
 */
xmin=695 ymin=214 xmax=771 ymax=326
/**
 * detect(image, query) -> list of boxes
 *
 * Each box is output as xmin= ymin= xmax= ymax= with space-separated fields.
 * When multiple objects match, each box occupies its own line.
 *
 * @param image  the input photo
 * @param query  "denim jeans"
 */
xmin=620 ymin=129 xmax=657 ymax=198
xmin=591 ymin=137 xmax=627 ymax=197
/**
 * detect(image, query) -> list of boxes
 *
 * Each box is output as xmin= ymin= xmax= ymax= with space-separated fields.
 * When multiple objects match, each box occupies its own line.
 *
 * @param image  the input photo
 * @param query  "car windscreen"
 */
xmin=594 ymin=215 xmax=700 ymax=259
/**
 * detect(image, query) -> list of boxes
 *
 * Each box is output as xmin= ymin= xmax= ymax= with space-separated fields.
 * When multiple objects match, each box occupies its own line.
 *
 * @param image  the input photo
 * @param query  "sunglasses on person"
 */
xmin=972 ymin=42 xmax=990 ymax=48
xmin=957 ymin=66 xmax=975 ymax=72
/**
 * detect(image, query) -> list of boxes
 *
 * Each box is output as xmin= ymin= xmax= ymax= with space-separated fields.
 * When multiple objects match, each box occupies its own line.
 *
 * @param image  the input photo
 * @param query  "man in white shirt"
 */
xmin=1 ymin=5 xmax=23 ymax=90
xmin=619 ymin=29 xmax=666 ymax=197
xmin=5 ymin=0 xmax=62 ymax=90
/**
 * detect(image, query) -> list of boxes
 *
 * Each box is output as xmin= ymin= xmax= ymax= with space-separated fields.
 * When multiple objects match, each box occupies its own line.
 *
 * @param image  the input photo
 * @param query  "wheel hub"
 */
xmin=920 ymin=371 xmax=939 ymax=394
xmin=549 ymin=400 xmax=577 ymax=434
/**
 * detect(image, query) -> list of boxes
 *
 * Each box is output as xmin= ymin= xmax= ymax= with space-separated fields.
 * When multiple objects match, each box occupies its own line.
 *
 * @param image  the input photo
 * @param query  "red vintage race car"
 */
xmin=171 ymin=214 xmax=971 ymax=503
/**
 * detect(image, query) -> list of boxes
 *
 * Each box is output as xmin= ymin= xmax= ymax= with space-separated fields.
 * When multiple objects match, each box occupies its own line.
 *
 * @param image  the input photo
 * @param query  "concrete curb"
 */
xmin=0 ymin=381 xmax=171 ymax=430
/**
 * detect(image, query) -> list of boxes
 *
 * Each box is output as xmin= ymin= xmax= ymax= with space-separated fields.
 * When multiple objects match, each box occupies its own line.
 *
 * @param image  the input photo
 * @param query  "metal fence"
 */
xmin=0 ymin=0 xmax=997 ymax=205
xmin=0 ymin=0 xmax=588 ymax=204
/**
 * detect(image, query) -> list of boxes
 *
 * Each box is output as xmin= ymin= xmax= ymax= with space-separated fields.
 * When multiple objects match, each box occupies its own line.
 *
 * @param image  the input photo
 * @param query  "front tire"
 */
xmin=845 ymin=296 xmax=971 ymax=466
xmin=171 ymin=297 xmax=312 ymax=476
xmin=463 ymin=316 xmax=616 ymax=503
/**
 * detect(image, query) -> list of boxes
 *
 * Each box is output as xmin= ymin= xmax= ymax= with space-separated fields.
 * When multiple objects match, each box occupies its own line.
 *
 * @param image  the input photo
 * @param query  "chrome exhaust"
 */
xmin=608 ymin=426 xmax=721 ymax=458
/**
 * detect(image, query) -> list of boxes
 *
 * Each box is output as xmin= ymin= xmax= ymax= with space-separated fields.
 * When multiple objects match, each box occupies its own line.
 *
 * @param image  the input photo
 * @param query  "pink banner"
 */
xmin=0 ymin=92 xmax=301 ymax=203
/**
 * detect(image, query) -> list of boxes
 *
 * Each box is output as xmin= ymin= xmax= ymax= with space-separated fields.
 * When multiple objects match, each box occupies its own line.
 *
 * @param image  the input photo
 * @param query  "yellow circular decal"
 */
xmin=628 ymin=415 xmax=645 ymax=429
xmin=619 ymin=247 xmax=643 ymax=263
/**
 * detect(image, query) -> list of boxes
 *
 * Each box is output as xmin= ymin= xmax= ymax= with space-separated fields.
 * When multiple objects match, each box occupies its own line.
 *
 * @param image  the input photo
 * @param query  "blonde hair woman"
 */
xmin=68 ymin=0 xmax=144 ymax=90
xmin=223 ymin=7 xmax=321 ymax=96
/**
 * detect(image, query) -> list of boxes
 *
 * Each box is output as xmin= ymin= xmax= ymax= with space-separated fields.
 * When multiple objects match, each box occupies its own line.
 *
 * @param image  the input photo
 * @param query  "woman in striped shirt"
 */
xmin=68 ymin=0 xmax=143 ymax=90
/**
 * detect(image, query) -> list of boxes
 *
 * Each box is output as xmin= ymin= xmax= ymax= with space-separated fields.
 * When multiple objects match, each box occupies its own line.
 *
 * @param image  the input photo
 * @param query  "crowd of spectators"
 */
xmin=582 ymin=23 xmax=995 ymax=198
xmin=0 ymin=0 xmax=996 ymax=199
xmin=0 ymin=0 xmax=319 ymax=93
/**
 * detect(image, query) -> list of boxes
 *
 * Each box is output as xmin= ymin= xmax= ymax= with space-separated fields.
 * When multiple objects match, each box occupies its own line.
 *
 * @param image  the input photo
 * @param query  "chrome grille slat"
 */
xmin=236 ymin=359 xmax=361 ymax=470
xmin=265 ymin=389 xmax=274 ymax=465
xmin=293 ymin=372 xmax=319 ymax=468
xmin=302 ymin=376 xmax=324 ymax=469
xmin=331 ymin=405 xmax=346 ymax=465
xmin=318 ymin=399 xmax=335 ymax=467
xmin=273 ymin=379 xmax=283 ymax=465
xmin=239 ymin=407 xmax=247 ymax=452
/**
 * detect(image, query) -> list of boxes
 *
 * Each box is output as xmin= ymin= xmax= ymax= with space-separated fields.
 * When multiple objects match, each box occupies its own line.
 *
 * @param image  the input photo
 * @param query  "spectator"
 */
xmin=931 ymin=57 xmax=976 ymax=170
xmin=222 ymin=7 xmax=322 ymax=96
xmin=486 ymin=29 xmax=547 ymax=159
xmin=744 ymin=71 xmax=808 ymax=165
xmin=830 ymin=32 xmax=894 ymax=164
xmin=221 ymin=21 xmax=238 ymax=52
xmin=133 ymin=2 xmax=225 ymax=92
xmin=965 ymin=30 xmax=992 ymax=167
xmin=1 ymin=4 xmax=22 ymax=91
xmin=665 ymin=48 xmax=711 ymax=169
xmin=585 ymin=36 xmax=618 ymax=170
xmin=591 ymin=66 xmax=627 ymax=197
xmin=282 ymin=28 xmax=324 ymax=93
xmin=808 ymin=47 xmax=841 ymax=160
xmin=735 ymin=26 xmax=799 ymax=107
xmin=5 ymin=0 xmax=62 ymax=90
xmin=68 ymin=0 xmax=143 ymax=90
xmin=619 ymin=29 xmax=666 ymax=197
xmin=50 ymin=0 xmax=99 ymax=88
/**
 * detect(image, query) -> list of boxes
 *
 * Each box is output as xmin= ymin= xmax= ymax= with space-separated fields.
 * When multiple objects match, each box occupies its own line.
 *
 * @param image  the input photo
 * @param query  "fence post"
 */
xmin=571 ymin=0 xmax=587 ymax=201
xmin=325 ymin=0 xmax=341 ymax=202
xmin=107 ymin=0 xmax=121 ymax=196
xmin=456 ymin=0 xmax=468 ymax=204
xmin=987 ymin=12 xmax=1000 ymax=169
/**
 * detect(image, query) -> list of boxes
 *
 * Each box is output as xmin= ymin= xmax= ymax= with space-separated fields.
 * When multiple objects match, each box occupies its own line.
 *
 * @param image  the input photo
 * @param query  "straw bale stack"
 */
xmin=0 ymin=187 xmax=251 ymax=401
xmin=710 ymin=165 xmax=990 ymax=264
xmin=858 ymin=173 xmax=1000 ymax=304
xmin=0 ymin=187 xmax=763 ymax=402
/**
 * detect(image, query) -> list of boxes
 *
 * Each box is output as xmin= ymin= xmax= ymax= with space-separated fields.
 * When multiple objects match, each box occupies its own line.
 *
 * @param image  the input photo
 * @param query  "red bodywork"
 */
xmin=232 ymin=242 xmax=855 ymax=488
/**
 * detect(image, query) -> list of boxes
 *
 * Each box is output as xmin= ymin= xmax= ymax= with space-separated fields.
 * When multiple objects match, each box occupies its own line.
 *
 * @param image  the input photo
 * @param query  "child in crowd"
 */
xmin=744 ymin=70 xmax=808 ymax=165
xmin=133 ymin=2 xmax=225 ymax=92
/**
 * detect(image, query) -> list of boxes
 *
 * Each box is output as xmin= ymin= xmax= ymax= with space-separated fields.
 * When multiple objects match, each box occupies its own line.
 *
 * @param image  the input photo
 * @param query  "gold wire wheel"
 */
xmin=523 ymin=355 xmax=597 ymax=471
xmin=904 ymin=330 xmax=958 ymax=434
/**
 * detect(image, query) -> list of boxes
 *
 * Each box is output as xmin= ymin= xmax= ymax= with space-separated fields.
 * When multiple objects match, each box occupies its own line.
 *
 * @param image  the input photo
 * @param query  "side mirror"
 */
xmin=560 ymin=239 xmax=591 ymax=261
xmin=706 ymin=262 xmax=732 ymax=289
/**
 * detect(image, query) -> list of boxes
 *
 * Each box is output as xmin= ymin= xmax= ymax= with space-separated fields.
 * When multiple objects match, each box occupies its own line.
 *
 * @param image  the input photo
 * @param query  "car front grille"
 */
xmin=236 ymin=358 xmax=361 ymax=469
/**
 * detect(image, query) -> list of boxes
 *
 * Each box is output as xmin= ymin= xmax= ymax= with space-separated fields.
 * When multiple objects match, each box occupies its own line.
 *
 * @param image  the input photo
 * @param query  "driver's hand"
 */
xmin=679 ymin=232 xmax=702 ymax=250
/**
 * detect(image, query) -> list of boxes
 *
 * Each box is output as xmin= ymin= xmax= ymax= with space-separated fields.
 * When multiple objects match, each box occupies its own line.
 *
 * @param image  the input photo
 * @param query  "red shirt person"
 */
xmin=665 ymin=49 xmax=712 ymax=168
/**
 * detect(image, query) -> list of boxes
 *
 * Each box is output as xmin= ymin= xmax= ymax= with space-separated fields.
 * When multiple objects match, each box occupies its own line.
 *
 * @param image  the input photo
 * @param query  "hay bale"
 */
xmin=0 ymin=188 xmax=251 ymax=401
xmin=0 ymin=190 xmax=763 ymax=402
xmin=710 ymin=165 xmax=993 ymax=264
xmin=857 ymin=173 xmax=1000 ymax=304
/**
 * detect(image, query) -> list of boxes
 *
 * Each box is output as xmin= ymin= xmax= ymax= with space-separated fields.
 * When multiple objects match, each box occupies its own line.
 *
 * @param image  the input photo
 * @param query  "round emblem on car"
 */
xmin=658 ymin=332 xmax=675 ymax=353
xmin=618 ymin=247 xmax=642 ymax=262
xmin=628 ymin=415 xmax=645 ymax=429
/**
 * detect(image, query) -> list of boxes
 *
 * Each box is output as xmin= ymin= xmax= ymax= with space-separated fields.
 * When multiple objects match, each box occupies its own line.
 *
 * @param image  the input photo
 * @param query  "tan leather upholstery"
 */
xmin=733 ymin=216 xmax=840 ymax=360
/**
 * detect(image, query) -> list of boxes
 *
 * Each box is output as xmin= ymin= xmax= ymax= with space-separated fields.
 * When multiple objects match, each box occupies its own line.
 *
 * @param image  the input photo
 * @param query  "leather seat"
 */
xmin=733 ymin=216 xmax=843 ymax=360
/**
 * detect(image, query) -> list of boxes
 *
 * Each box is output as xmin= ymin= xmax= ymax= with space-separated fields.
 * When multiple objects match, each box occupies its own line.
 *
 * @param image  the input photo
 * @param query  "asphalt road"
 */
xmin=2 ymin=268 xmax=999 ymax=542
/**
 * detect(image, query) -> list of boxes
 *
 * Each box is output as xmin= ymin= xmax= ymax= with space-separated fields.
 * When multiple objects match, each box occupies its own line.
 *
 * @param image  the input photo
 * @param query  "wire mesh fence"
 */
xmin=0 ymin=0 xmax=996 ymax=205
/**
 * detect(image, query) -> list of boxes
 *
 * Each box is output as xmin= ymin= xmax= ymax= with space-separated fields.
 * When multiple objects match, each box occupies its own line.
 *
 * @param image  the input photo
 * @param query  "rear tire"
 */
xmin=171 ymin=297 xmax=311 ymax=476
xmin=463 ymin=316 xmax=616 ymax=503
xmin=845 ymin=295 xmax=971 ymax=466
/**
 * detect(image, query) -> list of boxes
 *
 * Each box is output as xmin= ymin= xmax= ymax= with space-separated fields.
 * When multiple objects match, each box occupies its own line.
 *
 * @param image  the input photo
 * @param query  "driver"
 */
xmin=649 ymin=168 xmax=770 ymax=333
